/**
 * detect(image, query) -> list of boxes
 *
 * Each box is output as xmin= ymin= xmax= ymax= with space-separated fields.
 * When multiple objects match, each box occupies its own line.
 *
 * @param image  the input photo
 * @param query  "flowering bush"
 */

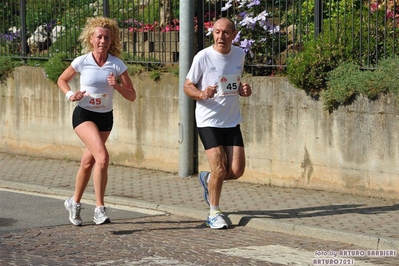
xmin=0 ymin=30 xmax=21 ymax=54
xmin=215 ymin=0 xmax=282 ymax=67
xmin=125 ymin=18 xmax=180 ymax=32
xmin=370 ymin=0 xmax=399 ymax=27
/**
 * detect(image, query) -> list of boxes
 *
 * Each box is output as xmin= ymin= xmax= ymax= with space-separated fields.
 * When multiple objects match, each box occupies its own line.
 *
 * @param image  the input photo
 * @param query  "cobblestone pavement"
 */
xmin=0 ymin=152 xmax=398 ymax=256
xmin=1 ymin=215 xmax=398 ymax=265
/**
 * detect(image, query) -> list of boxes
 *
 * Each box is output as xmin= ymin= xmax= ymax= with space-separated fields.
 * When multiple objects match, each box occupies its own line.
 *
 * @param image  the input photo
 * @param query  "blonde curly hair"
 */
xmin=79 ymin=16 xmax=122 ymax=57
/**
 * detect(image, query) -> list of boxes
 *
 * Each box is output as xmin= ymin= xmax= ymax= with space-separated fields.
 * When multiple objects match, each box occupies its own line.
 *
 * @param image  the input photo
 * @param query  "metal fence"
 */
xmin=0 ymin=0 xmax=181 ymax=64
xmin=1 ymin=0 xmax=398 ymax=72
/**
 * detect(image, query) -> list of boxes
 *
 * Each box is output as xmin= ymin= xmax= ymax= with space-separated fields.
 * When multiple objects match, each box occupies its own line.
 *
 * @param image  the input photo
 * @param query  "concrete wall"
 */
xmin=1 ymin=66 xmax=399 ymax=199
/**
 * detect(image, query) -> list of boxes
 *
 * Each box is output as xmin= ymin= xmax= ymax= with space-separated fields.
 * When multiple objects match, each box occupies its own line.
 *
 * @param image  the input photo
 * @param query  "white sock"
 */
xmin=210 ymin=205 xmax=220 ymax=214
xmin=207 ymin=173 xmax=211 ymax=183
xmin=72 ymin=198 xmax=80 ymax=206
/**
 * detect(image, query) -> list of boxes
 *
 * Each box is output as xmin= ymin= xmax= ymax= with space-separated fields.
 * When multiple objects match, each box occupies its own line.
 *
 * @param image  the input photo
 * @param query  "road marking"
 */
xmin=0 ymin=187 xmax=165 ymax=216
xmin=214 ymin=245 xmax=377 ymax=266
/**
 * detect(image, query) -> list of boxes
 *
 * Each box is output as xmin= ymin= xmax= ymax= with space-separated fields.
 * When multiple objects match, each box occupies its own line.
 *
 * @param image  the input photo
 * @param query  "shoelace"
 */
xmin=72 ymin=204 xmax=81 ymax=219
xmin=209 ymin=212 xmax=224 ymax=221
xmin=97 ymin=207 xmax=107 ymax=216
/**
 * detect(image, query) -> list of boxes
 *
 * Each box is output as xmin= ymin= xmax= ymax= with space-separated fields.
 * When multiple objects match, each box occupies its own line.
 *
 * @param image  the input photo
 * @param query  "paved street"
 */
xmin=0 ymin=152 xmax=398 ymax=265
xmin=1 ymin=199 xmax=397 ymax=265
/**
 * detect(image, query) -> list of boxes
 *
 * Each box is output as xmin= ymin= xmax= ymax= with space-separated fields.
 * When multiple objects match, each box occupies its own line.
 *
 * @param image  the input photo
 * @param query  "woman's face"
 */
xmin=90 ymin=27 xmax=111 ymax=54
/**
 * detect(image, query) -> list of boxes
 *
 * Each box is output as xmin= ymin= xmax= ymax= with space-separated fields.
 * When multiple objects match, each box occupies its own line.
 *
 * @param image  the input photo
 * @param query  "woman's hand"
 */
xmin=107 ymin=72 xmax=117 ymax=86
xmin=69 ymin=90 xmax=86 ymax=101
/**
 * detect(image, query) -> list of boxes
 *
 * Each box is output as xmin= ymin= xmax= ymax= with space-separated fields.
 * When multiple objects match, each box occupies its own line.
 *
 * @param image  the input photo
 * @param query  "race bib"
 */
xmin=218 ymin=74 xmax=241 ymax=96
xmin=80 ymin=93 xmax=110 ymax=110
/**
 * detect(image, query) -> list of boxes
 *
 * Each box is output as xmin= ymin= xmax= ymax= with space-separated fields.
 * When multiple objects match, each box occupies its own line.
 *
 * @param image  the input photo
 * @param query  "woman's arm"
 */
xmin=109 ymin=70 xmax=136 ymax=102
xmin=57 ymin=65 xmax=86 ymax=101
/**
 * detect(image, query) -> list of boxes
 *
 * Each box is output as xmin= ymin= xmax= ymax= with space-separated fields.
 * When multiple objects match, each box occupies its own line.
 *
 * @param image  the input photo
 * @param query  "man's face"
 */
xmin=212 ymin=19 xmax=237 ymax=54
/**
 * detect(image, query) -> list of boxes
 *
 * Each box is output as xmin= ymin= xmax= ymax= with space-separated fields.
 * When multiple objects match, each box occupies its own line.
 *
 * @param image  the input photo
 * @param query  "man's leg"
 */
xmin=224 ymin=145 xmax=246 ymax=180
xmin=205 ymin=145 xmax=227 ymax=207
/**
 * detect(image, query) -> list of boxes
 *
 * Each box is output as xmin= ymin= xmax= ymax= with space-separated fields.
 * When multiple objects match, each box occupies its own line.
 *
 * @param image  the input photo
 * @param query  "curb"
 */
xmin=1 ymin=179 xmax=398 ymax=250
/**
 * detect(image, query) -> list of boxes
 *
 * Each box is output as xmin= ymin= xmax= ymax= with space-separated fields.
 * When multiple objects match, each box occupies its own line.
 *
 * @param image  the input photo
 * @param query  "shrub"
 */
xmin=375 ymin=57 xmax=399 ymax=96
xmin=321 ymin=62 xmax=363 ymax=110
xmin=127 ymin=64 xmax=145 ymax=76
xmin=287 ymin=3 xmax=399 ymax=97
xmin=43 ymin=53 xmax=69 ymax=83
xmin=149 ymin=69 xmax=161 ymax=81
xmin=0 ymin=56 xmax=20 ymax=83
xmin=286 ymin=26 xmax=355 ymax=95
xmin=322 ymin=57 xmax=399 ymax=111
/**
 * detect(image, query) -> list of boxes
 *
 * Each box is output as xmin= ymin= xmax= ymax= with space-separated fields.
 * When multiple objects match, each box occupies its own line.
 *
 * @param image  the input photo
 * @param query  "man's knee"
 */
xmin=228 ymin=168 xmax=244 ymax=180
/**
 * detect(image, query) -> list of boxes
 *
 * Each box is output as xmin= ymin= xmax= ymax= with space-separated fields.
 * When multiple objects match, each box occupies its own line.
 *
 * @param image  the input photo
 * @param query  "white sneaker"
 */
xmin=93 ymin=206 xmax=111 ymax=225
xmin=206 ymin=211 xmax=228 ymax=229
xmin=64 ymin=198 xmax=82 ymax=226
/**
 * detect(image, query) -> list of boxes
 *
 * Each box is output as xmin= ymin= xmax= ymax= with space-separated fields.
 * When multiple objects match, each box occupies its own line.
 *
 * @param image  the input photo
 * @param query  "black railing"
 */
xmin=0 ymin=0 xmax=398 ymax=73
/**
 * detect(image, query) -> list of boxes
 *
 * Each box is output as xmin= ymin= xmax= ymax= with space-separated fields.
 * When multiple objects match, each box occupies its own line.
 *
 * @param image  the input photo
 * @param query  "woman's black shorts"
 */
xmin=72 ymin=105 xmax=113 ymax=132
xmin=198 ymin=125 xmax=244 ymax=150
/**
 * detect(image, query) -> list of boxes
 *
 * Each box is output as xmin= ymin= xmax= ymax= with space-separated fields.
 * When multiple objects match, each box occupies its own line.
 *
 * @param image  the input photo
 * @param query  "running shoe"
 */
xmin=93 ymin=206 xmax=111 ymax=225
xmin=64 ymin=197 xmax=82 ymax=226
xmin=206 ymin=211 xmax=228 ymax=229
xmin=198 ymin=171 xmax=210 ymax=206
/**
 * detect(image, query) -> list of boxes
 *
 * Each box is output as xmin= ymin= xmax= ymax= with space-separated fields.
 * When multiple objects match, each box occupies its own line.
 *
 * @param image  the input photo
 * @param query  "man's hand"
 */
xmin=239 ymin=82 xmax=252 ymax=97
xmin=201 ymin=84 xmax=218 ymax=99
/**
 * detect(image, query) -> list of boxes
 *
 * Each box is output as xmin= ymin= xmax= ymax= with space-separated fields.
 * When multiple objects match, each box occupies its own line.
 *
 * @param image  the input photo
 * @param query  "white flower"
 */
xmin=221 ymin=1 xmax=233 ymax=11
xmin=256 ymin=10 xmax=269 ymax=22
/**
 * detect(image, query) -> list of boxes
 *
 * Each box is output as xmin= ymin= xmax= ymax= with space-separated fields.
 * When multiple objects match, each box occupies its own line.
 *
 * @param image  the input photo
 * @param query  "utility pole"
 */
xmin=178 ymin=1 xmax=195 ymax=177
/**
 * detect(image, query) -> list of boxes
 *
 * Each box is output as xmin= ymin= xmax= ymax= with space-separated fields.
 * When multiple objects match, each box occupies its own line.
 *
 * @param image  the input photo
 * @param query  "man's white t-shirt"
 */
xmin=186 ymin=45 xmax=245 ymax=128
xmin=71 ymin=52 xmax=127 ymax=113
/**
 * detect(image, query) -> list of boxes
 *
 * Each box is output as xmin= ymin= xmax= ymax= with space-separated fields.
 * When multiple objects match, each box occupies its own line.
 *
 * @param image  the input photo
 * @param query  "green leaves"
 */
xmin=322 ymin=58 xmax=399 ymax=111
xmin=43 ymin=53 xmax=69 ymax=83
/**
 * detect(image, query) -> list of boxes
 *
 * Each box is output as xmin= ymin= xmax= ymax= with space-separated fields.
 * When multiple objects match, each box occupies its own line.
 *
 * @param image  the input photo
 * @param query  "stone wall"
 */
xmin=1 ymin=66 xmax=399 ymax=199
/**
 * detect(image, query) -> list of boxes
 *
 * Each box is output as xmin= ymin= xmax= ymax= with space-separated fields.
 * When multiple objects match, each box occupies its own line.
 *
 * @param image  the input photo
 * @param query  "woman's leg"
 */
xmin=74 ymin=121 xmax=110 ymax=207
xmin=73 ymin=147 xmax=95 ymax=203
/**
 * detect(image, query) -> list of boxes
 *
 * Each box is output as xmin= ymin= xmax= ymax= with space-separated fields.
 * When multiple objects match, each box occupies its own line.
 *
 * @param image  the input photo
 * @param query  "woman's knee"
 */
xmin=80 ymin=155 xmax=95 ymax=170
xmin=96 ymin=151 xmax=110 ymax=168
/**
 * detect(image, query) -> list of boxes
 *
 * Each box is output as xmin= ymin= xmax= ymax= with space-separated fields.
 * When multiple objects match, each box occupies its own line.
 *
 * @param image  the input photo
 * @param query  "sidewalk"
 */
xmin=0 ymin=152 xmax=398 ymax=251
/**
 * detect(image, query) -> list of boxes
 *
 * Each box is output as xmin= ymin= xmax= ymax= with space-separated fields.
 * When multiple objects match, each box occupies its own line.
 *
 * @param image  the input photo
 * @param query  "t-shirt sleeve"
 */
xmin=115 ymin=59 xmax=127 ymax=76
xmin=70 ymin=56 xmax=82 ymax=72
xmin=186 ymin=53 xmax=203 ymax=84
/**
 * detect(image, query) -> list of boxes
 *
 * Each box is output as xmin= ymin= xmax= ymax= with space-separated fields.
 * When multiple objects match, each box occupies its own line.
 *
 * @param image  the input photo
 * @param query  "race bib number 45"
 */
xmin=80 ymin=93 xmax=110 ymax=110
xmin=218 ymin=74 xmax=241 ymax=96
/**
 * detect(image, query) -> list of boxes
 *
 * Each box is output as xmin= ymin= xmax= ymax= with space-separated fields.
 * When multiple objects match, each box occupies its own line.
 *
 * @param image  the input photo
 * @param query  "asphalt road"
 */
xmin=0 ymin=188 xmax=164 ymax=234
xmin=1 ymin=189 xmax=397 ymax=265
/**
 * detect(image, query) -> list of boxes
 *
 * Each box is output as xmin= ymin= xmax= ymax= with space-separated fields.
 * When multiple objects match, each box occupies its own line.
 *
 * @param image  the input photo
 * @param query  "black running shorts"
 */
xmin=72 ymin=105 xmax=113 ymax=132
xmin=198 ymin=125 xmax=244 ymax=150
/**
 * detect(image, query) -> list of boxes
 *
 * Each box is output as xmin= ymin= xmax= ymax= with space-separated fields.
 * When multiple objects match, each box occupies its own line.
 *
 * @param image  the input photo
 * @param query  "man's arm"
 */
xmin=184 ymin=79 xmax=218 ymax=100
xmin=183 ymin=79 xmax=203 ymax=100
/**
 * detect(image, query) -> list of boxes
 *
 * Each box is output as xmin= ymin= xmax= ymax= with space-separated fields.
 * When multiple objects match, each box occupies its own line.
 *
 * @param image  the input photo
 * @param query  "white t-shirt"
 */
xmin=186 ymin=45 xmax=245 ymax=128
xmin=71 ymin=52 xmax=127 ymax=113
